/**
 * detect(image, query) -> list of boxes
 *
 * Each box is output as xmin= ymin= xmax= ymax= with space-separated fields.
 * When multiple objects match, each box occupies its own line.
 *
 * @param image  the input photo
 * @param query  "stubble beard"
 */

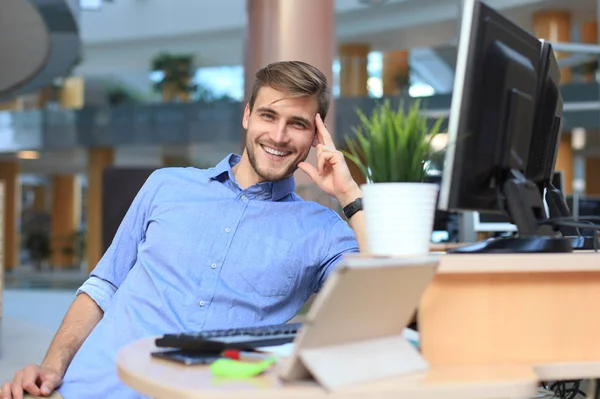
xmin=246 ymin=139 xmax=307 ymax=183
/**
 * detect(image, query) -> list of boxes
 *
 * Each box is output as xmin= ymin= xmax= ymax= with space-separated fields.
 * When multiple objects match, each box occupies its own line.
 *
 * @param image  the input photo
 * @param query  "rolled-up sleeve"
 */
xmin=82 ymin=169 xmax=164 ymax=310
xmin=76 ymin=276 xmax=118 ymax=312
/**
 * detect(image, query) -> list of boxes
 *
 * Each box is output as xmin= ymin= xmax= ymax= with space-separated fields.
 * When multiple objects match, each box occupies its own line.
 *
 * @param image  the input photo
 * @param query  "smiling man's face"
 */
xmin=242 ymin=85 xmax=318 ymax=182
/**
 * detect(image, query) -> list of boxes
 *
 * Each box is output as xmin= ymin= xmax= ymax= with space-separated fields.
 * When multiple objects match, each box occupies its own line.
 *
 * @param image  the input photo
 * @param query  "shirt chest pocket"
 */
xmin=236 ymin=236 xmax=301 ymax=297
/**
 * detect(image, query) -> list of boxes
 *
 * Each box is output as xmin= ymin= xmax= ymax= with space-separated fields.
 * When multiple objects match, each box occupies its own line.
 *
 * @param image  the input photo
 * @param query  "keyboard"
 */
xmin=155 ymin=322 xmax=302 ymax=353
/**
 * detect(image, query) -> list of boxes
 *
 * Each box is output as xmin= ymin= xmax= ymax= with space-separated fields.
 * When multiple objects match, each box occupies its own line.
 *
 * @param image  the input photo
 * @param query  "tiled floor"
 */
xmin=0 ymin=289 xmax=75 ymax=383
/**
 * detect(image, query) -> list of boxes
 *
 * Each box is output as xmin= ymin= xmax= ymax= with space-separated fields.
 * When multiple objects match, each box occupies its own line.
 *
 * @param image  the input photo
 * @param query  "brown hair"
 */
xmin=248 ymin=61 xmax=331 ymax=120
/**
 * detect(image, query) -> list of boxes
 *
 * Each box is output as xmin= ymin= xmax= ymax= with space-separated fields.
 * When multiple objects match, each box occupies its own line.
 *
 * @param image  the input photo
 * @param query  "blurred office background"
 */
xmin=2 ymin=0 xmax=600 ymax=372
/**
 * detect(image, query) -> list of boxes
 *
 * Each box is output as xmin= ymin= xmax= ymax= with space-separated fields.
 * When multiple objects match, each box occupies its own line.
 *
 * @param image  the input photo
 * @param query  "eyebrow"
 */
xmin=255 ymin=106 xmax=312 ymax=128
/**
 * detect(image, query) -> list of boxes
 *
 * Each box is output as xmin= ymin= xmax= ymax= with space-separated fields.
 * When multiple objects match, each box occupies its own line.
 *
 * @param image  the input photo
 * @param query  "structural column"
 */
xmin=33 ymin=185 xmax=47 ymax=212
xmin=581 ymin=21 xmax=598 ymax=82
xmin=338 ymin=43 xmax=370 ymax=97
xmin=382 ymin=50 xmax=409 ymax=96
xmin=51 ymin=175 xmax=82 ymax=267
xmin=0 ymin=162 xmax=21 ymax=270
xmin=86 ymin=148 xmax=113 ymax=272
xmin=532 ymin=10 xmax=572 ymax=83
xmin=580 ymin=21 xmax=600 ymax=195
xmin=60 ymin=77 xmax=85 ymax=109
xmin=245 ymin=0 xmax=335 ymax=206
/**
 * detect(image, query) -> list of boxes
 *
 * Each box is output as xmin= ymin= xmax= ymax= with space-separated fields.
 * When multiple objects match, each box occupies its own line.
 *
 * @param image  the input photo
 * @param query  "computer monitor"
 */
xmin=438 ymin=0 xmax=571 ymax=253
xmin=524 ymin=42 xmax=598 ymax=249
xmin=566 ymin=195 xmax=600 ymax=238
xmin=473 ymin=171 xmax=563 ymax=234
xmin=526 ymin=42 xmax=563 ymax=188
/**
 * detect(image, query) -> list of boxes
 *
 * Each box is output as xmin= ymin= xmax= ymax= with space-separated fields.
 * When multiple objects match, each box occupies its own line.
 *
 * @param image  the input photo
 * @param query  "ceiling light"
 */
xmin=17 ymin=151 xmax=39 ymax=160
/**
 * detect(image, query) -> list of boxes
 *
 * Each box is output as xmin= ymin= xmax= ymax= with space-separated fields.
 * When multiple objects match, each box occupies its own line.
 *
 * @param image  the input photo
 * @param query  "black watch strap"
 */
xmin=342 ymin=197 xmax=363 ymax=220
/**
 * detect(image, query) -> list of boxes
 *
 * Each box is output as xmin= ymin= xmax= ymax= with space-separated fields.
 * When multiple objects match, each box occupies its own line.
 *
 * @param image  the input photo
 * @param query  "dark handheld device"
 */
xmin=151 ymin=349 xmax=222 ymax=365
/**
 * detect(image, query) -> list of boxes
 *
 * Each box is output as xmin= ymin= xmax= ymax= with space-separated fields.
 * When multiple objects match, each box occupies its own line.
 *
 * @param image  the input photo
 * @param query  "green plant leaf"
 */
xmin=344 ymin=99 xmax=444 ymax=183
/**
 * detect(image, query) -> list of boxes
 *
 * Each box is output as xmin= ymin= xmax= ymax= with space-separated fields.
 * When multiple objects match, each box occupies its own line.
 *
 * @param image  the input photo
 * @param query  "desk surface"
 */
xmin=349 ymin=251 xmax=600 ymax=274
xmin=117 ymin=337 xmax=539 ymax=399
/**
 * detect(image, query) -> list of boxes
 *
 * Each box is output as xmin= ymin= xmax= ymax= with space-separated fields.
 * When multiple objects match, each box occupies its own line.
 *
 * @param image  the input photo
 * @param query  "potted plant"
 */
xmin=151 ymin=53 xmax=197 ymax=102
xmin=342 ymin=99 xmax=444 ymax=256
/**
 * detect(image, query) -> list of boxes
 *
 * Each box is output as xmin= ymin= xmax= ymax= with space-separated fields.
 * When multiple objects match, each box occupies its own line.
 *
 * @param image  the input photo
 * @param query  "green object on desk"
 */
xmin=209 ymin=357 xmax=276 ymax=378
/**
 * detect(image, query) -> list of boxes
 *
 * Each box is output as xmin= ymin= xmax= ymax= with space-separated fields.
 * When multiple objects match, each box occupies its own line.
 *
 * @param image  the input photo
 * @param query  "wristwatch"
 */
xmin=342 ymin=197 xmax=363 ymax=220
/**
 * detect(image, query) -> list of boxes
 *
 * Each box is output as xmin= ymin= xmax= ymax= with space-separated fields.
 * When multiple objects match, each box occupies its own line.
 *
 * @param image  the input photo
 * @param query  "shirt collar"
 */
xmin=209 ymin=153 xmax=296 ymax=201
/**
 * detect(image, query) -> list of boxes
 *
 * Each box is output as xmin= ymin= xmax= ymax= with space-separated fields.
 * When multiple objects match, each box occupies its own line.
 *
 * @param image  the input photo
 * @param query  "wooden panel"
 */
xmin=382 ymin=50 xmax=409 ymax=96
xmin=532 ymin=10 xmax=572 ymax=83
xmin=51 ymin=175 xmax=81 ymax=267
xmin=59 ymin=77 xmax=85 ymax=109
xmin=420 ymin=259 xmax=600 ymax=366
xmin=338 ymin=43 xmax=370 ymax=97
xmin=0 ymin=162 xmax=20 ymax=270
xmin=581 ymin=21 xmax=598 ymax=82
xmin=86 ymin=148 xmax=114 ymax=272
xmin=586 ymin=156 xmax=600 ymax=195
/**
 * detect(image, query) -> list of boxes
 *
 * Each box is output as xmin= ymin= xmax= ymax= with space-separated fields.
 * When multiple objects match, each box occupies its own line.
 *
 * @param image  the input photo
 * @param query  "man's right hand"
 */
xmin=1 ymin=365 xmax=62 ymax=399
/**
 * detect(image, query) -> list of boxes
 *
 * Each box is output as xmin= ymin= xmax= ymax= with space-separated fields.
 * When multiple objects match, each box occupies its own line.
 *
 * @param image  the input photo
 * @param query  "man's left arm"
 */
xmin=298 ymin=113 xmax=368 ymax=252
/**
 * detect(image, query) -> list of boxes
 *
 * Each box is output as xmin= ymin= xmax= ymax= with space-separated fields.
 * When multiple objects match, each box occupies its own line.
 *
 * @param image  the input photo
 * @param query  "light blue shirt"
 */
xmin=58 ymin=154 xmax=359 ymax=399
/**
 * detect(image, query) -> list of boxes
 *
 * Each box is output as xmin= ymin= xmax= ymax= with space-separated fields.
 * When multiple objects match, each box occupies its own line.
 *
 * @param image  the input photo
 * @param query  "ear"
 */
xmin=242 ymin=103 xmax=250 ymax=129
xmin=312 ymin=133 xmax=318 ymax=147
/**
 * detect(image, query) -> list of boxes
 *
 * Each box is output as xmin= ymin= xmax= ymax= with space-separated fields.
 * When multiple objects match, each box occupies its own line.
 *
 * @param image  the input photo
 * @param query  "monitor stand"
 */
xmin=545 ymin=184 xmax=598 ymax=250
xmin=449 ymin=171 xmax=572 ymax=254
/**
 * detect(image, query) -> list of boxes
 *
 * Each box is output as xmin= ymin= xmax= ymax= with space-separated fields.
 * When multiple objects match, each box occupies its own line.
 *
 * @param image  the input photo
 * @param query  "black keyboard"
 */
xmin=155 ymin=322 xmax=302 ymax=353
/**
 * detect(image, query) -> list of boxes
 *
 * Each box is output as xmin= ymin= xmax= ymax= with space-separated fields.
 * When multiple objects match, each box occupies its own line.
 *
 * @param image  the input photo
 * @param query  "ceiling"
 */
xmin=5 ymin=0 xmax=600 ymax=177
xmin=75 ymin=0 xmax=599 ymax=76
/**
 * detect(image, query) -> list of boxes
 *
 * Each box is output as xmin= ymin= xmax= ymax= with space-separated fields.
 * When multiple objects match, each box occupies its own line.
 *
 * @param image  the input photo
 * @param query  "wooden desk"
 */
xmin=420 ymin=251 xmax=600 ymax=379
xmin=117 ymin=337 xmax=539 ymax=399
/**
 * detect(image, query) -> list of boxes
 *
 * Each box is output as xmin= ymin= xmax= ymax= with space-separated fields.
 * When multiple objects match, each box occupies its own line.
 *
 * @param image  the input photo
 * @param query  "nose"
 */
xmin=268 ymin=120 xmax=290 ymax=145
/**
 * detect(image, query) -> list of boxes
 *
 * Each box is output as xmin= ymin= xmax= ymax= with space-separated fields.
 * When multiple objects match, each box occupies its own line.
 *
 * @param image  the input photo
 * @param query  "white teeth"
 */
xmin=263 ymin=145 xmax=290 ymax=157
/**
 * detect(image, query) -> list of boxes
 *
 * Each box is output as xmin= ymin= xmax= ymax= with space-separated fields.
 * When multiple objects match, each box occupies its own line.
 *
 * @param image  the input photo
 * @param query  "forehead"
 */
xmin=254 ymin=86 xmax=318 ymax=115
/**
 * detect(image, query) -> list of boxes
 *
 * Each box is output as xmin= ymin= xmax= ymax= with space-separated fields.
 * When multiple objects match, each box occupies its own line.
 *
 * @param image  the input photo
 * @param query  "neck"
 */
xmin=232 ymin=150 xmax=263 ymax=189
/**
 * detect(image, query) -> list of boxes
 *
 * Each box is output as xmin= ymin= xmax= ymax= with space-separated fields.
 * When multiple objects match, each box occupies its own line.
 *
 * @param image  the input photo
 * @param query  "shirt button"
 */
xmin=241 ymin=195 xmax=247 ymax=201
xmin=224 ymin=228 xmax=230 ymax=233
xmin=211 ymin=263 xmax=217 ymax=269
xmin=199 ymin=301 xmax=205 ymax=307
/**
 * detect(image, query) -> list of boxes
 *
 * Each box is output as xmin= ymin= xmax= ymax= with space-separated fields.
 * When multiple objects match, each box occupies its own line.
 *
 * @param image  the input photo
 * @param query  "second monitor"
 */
xmin=438 ymin=0 xmax=572 ymax=253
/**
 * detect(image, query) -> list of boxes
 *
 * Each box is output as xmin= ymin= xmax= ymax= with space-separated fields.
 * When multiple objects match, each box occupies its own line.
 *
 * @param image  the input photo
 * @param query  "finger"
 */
xmin=10 ymin=372 xmax=23 ymax=399
xmin=318 ymin=148 xmax=341 ymax=175
xmin=40 ymin=373 xmax=61 ymax=396
xmin=22 ymin=366 xmax=41 ymax=396
xmin=297 ymin=162 xmax=320 ymax=183
xmin=315 ymin=114 xmax=335 ymax=149
xmin=2 ymin=382 xmax=12 ymax=399
xmin=10 ymin=382 xmax=22 ymax=399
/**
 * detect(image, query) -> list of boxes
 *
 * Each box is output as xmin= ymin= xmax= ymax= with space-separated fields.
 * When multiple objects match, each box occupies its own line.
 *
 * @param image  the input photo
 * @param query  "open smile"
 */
xmin=261 ymin=144 xmax=292 ymax=160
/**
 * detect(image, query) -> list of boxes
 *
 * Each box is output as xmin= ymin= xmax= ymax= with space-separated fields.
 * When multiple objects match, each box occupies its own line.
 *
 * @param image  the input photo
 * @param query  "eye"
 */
xmin=292 ymin=121 xmax=307 ymax=129
xmin=261 ymin=113 xmax=274 ymax=120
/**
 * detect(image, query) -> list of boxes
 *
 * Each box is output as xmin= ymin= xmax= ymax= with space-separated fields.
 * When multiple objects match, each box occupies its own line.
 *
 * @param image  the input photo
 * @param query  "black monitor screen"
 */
xmin=439 ymin=0 xmax=541 ymax=214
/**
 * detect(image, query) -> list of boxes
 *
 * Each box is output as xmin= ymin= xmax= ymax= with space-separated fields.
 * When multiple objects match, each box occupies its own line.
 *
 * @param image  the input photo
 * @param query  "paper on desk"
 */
xmin=255 ymin=328 xmax=420 ymax=357
xmin=255 ymin=342 xmax=295 ymax=357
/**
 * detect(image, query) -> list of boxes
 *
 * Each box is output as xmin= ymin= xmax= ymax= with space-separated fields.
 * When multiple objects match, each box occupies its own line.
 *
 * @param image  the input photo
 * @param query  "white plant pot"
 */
xmin=361 ymin=182 xmax=439 ymax=256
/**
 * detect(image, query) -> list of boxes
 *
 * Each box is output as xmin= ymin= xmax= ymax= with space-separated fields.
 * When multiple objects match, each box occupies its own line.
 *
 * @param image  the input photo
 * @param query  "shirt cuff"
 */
xmin=76 ymin=276 xmax=118 ymax=313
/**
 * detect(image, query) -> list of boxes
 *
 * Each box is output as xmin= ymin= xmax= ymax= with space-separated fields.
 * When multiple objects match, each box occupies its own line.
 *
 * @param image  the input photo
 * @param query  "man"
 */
xmin=2 ymin=60 xmax=367 ymax=399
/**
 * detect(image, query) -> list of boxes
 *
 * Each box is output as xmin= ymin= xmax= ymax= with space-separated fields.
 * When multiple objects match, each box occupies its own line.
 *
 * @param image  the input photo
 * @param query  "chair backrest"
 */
xmin=102 ymin=167 xmax=157 ymax=254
